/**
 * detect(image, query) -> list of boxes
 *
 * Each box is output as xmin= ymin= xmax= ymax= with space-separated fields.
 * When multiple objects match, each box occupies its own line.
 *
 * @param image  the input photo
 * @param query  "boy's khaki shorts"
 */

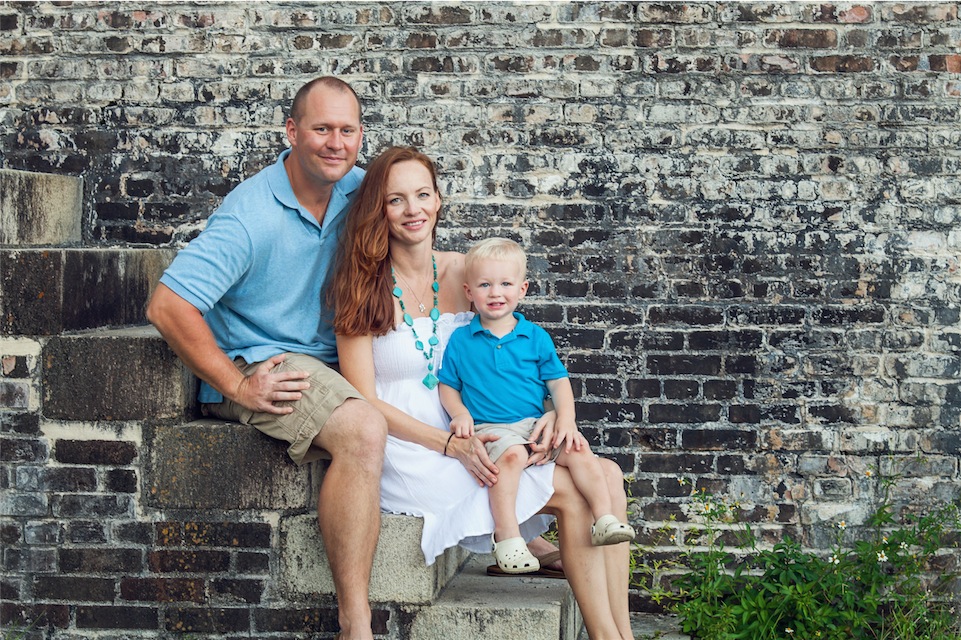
xmin=476 ymin=417 xmax=561 ymax=464
xmin=202 ymin=353 xmax=363 ymax=466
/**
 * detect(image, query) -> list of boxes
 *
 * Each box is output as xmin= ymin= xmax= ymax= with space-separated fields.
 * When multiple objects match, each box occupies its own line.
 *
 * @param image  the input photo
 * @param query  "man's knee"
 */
xmin=317 ymin=398 xmax=387 ymax=463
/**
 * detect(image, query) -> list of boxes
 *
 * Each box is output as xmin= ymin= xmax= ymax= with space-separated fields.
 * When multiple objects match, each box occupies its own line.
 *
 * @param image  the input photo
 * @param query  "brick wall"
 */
xmin=2 ymin=0 xmax=960 ymax=633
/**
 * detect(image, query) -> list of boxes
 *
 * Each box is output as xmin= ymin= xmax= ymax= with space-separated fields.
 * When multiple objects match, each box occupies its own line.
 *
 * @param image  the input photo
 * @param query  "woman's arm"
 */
xmin=337 ymin=333 xmax=500 ymax=486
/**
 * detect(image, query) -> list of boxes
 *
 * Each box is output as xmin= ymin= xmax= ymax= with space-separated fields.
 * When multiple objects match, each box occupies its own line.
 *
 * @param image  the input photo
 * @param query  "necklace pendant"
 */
xmin=422 ymin=372 xmax=439 ymax=390
xmin=418 ymin=303 xmax=426 ymax=313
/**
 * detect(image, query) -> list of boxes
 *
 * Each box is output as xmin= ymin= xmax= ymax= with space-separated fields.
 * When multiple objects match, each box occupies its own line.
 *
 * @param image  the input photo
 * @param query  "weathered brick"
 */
xmin=164 ymin=606 xmax=251 ymax=633
xmin=76 ymin=605 xmax=159 ymax=630
xmin=148 ymin=550 xmax=230 ymax=573
xmin=681 ymin=428 xmax=758 ymax=450
xmin=33 ymin=576 xmax=115 ymax=601
xmin=210 ymin=578 xmax=263 ymax=604
xmin=59 ymin=547 xmax=142 ymax=573
xmin=0 ymin=437 xmax=47 ymax=463
xmin=253 ymin=606 xmax=342 ymax=633
xmin=54 ymin=440 xmax=137 ymax=465
xmin=51 ymin=494 xmax=131 ymax=518
xmin=120 ymin=577 xmax=205 ymax=603
xmin=0 ymin=603 xmax=71 ymax=629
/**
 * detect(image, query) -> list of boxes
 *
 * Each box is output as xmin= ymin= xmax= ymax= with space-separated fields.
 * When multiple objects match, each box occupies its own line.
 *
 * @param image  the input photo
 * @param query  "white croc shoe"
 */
xmin=591 ymin=514 xmax=636 ymax=546
xmin=492 ymin=535 xmax=541 ymax=574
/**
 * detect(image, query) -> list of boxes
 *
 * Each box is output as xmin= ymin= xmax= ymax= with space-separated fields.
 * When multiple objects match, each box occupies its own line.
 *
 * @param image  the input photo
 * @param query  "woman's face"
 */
xmin=383 ymin=159 xmax=440 ymax=245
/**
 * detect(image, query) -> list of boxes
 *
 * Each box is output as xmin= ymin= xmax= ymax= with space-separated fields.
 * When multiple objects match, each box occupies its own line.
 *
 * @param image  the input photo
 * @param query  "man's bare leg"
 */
xmin=313 ymin=398 xmax=388 ymax=640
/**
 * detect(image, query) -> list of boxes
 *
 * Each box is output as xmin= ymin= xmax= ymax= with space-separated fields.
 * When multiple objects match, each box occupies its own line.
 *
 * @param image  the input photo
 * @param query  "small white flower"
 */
xmin=828 ymin=554 xmax=840 ymax=565
xmin=785 ymin=628 xmax=794 ymax=635
xmin=900 ymin=542 xmax=908 ymax=550
xmin=877 ymin=551 xmax=888 ymax=562
xmin=838 ymin=520 xmax=847 ymax=530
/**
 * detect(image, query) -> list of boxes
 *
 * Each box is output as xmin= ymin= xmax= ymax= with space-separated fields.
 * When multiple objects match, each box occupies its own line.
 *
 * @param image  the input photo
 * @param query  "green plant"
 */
xmin=633 ymin=472 xmax=961 ymax=640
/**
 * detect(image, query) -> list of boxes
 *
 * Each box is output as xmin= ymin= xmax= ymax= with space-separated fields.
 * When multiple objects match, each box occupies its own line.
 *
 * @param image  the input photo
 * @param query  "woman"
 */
xmin=332 ymin=146 xmax=632 ymax=639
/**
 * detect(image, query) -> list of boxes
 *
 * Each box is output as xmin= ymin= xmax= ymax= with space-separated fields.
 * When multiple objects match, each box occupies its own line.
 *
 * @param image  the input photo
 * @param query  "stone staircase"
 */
xmin=0 ymin=168 xmax=583 ymax=639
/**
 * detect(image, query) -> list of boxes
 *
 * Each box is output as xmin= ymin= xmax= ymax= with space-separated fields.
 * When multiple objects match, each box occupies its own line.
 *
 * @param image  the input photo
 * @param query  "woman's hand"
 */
xmin=527 ymin=410 xmax=557 ymax=465
xmin=447 ymin=432 xmax=500 ymax=487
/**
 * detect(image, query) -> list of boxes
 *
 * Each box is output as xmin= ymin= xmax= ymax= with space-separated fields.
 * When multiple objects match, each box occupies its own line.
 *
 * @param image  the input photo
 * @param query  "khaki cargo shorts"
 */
xmin=203 ymin=353 xmax=363 ymax=465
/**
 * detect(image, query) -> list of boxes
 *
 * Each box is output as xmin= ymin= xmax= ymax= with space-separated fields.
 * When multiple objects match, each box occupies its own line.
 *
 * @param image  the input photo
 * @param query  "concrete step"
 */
xmin=577 ymin=614 xmax=690 ymax=640
xmin=145 ymin=419 xmax=315 ymax=510
xmin=1 ymin=247 xmax=175 ymax=336
xmin=0 ymin=168 xmax=82 ymax=246
xmin=145 ymin=418 xmax=468 ymax=606
xmin=407 ymin=554 xmax=582 ymax=640
xmin=42 ymin=325 xmax=195 ymax=421
xmin=280 ymin=513 xmax=469 ymax=606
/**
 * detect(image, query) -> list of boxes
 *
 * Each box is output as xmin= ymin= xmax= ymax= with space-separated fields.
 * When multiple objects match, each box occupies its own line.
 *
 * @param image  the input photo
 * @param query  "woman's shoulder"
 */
xmin=437 ymin=250 xmax=467 ymax=285
xmin=436 ymin=250 xmax=465 ymax=271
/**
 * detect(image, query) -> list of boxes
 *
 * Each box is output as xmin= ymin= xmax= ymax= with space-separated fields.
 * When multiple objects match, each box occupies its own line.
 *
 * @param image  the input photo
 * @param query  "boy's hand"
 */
xmin=552 ymin=416 xmax=586 ymax=454
xmin=528 ymin=410 xmax=556 ymax=465
xmin=449 ymin=413 xmax=475 ymax=438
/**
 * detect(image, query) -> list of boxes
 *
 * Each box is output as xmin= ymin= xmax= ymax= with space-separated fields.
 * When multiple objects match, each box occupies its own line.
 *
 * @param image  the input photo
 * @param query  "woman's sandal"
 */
xmin=591 ymin=514 xmax=636 ymax=546
xmin=486 ymin=550 xmax=565 ymax=579
xmin=492 ymin=535 xmax=541 ymax=574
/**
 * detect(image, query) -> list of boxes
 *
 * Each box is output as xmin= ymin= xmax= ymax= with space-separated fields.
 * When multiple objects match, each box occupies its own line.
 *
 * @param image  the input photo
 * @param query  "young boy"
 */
xmin=438 ymin=237 xmax=635 ymax=574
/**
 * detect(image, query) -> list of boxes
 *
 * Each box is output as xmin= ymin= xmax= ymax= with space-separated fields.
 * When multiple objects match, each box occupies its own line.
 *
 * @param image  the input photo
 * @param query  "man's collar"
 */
xmin=269 ymin=149 xmax=362 ymax=225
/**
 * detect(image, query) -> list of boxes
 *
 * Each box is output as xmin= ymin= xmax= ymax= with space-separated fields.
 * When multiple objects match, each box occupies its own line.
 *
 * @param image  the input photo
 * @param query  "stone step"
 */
xmin=145 ymin=418 xmax=468 ymax=606
xmin=1 ymin=247 xmax=175 ymax=336
xmin=145 ymin=419 xmax=315 ymax=511
xmin=280 ymin=513 xmax=469 ymax=606
xmin=407 ymin=554 xmax=581 ymax=640
xmin=578 ymin=614 xmax=690 ymax=640
xmin=0 ymin=168 xmax=82 ymax=246
xmin=42 ymin=325 xmax=195 ymax=421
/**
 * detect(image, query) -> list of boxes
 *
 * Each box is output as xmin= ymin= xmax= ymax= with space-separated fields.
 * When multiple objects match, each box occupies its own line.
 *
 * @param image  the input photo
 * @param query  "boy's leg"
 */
xmin=489 ymin=443 xmax=529 ymax=541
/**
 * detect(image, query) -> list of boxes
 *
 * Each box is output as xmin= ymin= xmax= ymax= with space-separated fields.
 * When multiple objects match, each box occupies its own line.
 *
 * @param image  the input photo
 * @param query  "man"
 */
xmin=147 ymin=76 xmax=386 ymax=640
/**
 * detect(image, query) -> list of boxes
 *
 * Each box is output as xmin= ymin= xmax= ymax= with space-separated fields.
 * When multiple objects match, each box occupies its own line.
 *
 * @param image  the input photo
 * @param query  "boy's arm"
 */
xmin=439 ymin=383 xmax=475 ymax=438
xmin=545 ymin=377 xmax=586 ymax=453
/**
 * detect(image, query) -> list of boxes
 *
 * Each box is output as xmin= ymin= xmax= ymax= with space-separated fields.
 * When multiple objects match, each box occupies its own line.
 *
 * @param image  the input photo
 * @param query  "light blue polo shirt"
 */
xmin=438 ymin=312 xmax=569 ymax=424
xmin=159 ymin=149 xmax=364 ymax=403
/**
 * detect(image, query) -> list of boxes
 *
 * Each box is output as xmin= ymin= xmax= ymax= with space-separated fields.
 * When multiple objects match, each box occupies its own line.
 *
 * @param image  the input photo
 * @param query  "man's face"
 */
xmin=286 ymin=86 xmax=363 ymax=188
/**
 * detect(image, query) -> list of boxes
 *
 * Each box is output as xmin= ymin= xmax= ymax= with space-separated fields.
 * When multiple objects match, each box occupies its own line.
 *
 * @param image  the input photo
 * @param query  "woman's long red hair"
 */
xmin=331 ymin=146 xmax=441 ymax=337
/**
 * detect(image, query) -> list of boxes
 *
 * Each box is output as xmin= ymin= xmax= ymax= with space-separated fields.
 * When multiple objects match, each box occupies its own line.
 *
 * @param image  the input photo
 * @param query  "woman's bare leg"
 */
xmin=542 ymin=465 xmax=627 ymax=639
xmin=554 ymin=446 xmax=613 ymax=520
xmin=600 ymin=458 xmax=632 ymax=637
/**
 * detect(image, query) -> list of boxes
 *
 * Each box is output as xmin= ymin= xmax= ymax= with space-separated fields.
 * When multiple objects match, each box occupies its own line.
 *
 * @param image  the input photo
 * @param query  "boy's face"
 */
xmin=464 ymin=257 xmax=529 ymax=323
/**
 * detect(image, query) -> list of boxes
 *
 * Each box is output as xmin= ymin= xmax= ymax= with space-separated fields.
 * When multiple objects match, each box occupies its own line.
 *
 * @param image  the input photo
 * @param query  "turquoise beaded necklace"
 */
xmin=391 ymin=254 xmax=441 ymax=390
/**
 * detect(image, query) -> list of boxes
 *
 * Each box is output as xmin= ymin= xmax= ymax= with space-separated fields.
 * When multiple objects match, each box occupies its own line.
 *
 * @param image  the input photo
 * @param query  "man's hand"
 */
xmin=233 ymin=354 xmax=310 ymax=414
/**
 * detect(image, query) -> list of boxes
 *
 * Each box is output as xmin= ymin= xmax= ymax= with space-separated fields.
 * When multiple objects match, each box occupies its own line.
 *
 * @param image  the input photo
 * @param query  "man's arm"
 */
xmin=146 ymin=283 xmax=308 ymax=414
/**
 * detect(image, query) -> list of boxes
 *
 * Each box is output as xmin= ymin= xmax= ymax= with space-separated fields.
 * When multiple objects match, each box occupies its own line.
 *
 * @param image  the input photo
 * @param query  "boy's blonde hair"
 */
xmin=465 ymin=237 xmax=527 ymax=279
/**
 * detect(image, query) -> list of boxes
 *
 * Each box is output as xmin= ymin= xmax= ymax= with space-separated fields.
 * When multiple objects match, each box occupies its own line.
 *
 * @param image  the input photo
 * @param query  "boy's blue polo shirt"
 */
xmin=438 ymin=312 xmax=568 ymax=424
xmin=159 ymin=149 xmax=364 ymax=403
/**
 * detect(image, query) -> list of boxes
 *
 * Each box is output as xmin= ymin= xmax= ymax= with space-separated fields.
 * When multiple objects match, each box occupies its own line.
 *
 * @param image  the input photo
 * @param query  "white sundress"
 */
xmin=372 ymin=311 xmax=556 ymax=565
